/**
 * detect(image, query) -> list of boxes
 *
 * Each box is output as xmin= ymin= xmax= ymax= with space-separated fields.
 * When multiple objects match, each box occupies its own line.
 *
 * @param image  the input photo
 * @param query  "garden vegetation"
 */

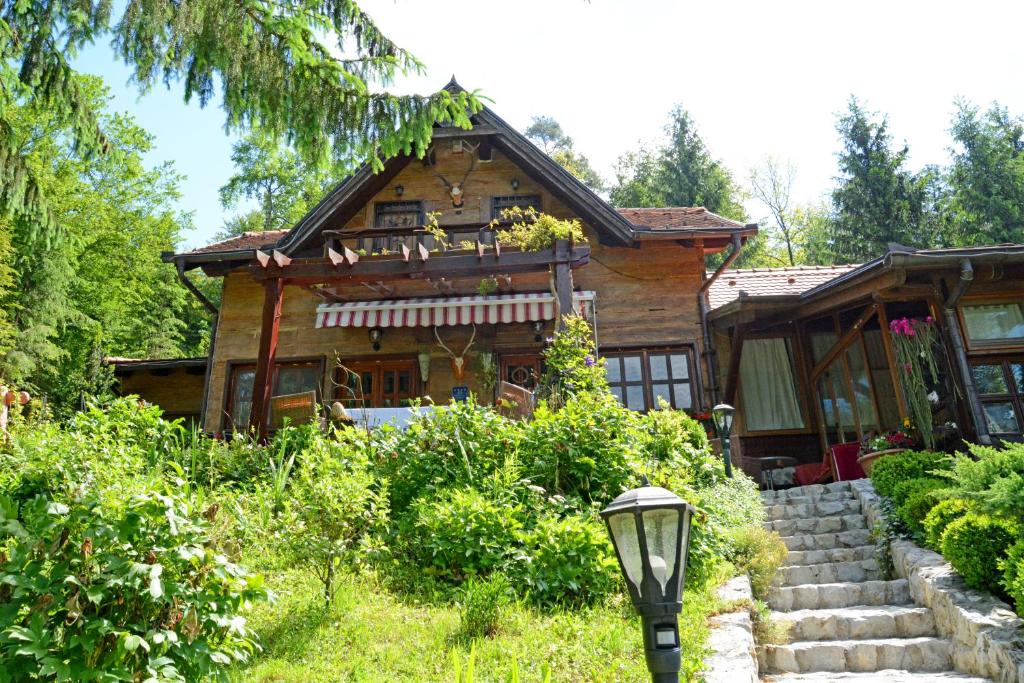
xmin=0 ymin=317 xmax=773 ymax=681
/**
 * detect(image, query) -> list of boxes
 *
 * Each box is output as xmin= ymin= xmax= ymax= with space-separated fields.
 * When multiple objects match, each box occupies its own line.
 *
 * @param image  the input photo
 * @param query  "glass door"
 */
xmin=335 ymin=359 xmax=417 ymax=408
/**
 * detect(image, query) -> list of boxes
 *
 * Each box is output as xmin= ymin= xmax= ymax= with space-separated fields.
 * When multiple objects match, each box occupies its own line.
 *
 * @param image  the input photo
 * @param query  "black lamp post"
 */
xmin=712 ymin=403 xmax=735 ymax=478
xmin=601 ymin=480 xmax=695 ymax=683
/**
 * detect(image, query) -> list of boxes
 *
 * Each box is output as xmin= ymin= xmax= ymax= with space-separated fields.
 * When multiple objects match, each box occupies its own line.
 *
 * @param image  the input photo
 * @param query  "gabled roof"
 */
xmin=620 ymin=207 xmax=752 ymax=232
xmin=187 ymin=230 xmax=289 ymax=255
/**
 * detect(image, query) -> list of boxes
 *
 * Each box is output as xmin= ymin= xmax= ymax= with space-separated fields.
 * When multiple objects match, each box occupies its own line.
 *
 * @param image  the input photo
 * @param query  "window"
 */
xmin=971 ymin=359 xmax=1024 ymax=438
xmin=963 ymin=302 xmax=1024 ymax=344
xmin=604 ymin=349 xmax=695 ymax=412
xmin=374 ymin=201 xmax=423 ymax=229
xmin=491 ymin=195 xmax=541 ymax=220
xmin=225 ymin=361 xmax=321 ymax=431
xmin=335 ymin=359 xmax=418 ymax=408
xmin=500 ymin=354 xmax=542 ymax=390
xmin=739 ymin=337 xmax=805 ymax=431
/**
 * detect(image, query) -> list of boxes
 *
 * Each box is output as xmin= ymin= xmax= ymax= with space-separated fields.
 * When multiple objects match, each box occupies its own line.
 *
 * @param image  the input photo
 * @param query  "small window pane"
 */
xmin=983 ymin=401 xmax=1021 ymax=434
xmin=398 ymin=371 xmax=411 ymax=393
xmin=626 ymin=385 xmax=646 ymax=411
xmin=973 ymin=364 xmax=1009 ymax=394
xmin=230 ymin=368 xmax=256 ymax=428
xmin=275 ymin=365 xmax=318 ymax=396
xmin=670 ymin=354 xmax=690 ymax=380
xmin=673 ymin=383 xmax=693 ymax=410
xmin=606 ymin=358 xmax=622 ymax=383
xmin=1011 ymin=363 xmax=1024 ymax=391
xmin=963 ymin=303 xmax=1024 ymax=341
xmin=610 ymin=386 xmax=625 ymax=404
xmin=624 ymin=356 xmax=643 ymax=382
xmin=652 ymin=383 xmax=671 ymax=408
xmin=650 ymin=355 xmax=669 ymax=381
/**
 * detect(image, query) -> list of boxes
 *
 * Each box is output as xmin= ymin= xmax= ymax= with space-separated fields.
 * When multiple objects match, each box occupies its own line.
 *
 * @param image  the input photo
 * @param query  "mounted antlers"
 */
xmin=429 ymin=142 xmax=478 ymax=208
xmin=434 ymin=325 xmax=476 ymax=380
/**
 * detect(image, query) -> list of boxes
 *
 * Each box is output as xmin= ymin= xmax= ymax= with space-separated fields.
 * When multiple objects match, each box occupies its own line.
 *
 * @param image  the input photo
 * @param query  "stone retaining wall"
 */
xmin=850 ymin=478 xmax=1024 ymax=683
xmin=702 ymin=575 xmax=759 ymax=683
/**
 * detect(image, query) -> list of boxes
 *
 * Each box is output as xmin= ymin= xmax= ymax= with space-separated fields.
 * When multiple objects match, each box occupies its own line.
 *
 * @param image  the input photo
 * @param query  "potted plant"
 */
xmin=857 ymin=420 xmax=916 ymax=474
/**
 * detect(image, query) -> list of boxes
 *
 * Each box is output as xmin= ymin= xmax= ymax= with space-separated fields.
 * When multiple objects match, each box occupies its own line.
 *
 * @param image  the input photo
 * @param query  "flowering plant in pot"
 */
xmin=889 ymin=316 xmax=940 ymax=450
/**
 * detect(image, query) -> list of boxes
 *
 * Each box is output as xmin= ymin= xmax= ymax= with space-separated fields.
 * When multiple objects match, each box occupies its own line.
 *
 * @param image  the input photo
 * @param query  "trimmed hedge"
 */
xmin=922 ymin=498 xmax=975 ymax=551
xmin=1000 ymin=539 xmax=1024 ymax=615
xmin=941 ymin=512 xmax=1020 ymax=593
xmin=870 ymin=450 xmax=951 ymax=498
xmin=893 ymin=477 xmax=949 ymax=536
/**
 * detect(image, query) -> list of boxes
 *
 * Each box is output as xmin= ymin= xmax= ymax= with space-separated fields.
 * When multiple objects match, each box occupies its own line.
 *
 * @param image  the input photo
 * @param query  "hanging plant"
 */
xmin=889 ymin=316 xmax=940 ymax=450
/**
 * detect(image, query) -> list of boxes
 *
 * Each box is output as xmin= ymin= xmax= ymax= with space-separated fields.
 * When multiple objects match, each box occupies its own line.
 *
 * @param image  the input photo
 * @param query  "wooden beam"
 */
xmin=272 ymin=250 xmax=292 ymax=268
xmin=417 ymin=243 xmax=430 ymax=261
xmin=327 ymin=247 xmax=346 ymax=266
xmin=249 ymin=278 xmax=284 ymax=439
xmin=723 ymin=324 xmax=747 ymax=406
xmin=255 ymin=250 xmax=271 ymax=268
xmin=428 ymin=124 xmax=499 ymax=139
xmin=249 ymin=245 xmax=590 ymax=286
xmin=552 ymin=240 xmax=573 ymax=329
xmin=401 ymin=244 xmax=411 ymax=262
xmin=809 ymin=303 xmax=878 ymax=382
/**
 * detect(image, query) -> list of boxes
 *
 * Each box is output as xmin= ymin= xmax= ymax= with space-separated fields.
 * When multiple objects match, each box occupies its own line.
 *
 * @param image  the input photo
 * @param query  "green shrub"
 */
xmin=999 ymin=539 xmax=1024 ymax=617
xmin=409 ymin=488 xmax=522 ymax=582
xmin=285 ymin=431 xmax=388 ymax=606
xmin=521 ymin=391 xmax=642 ymax=506
xmin=458 ymin=574 xmax=512 ymax=640
xmin=380 ymin=402 xmax=521 ymax=516
xmin=946 ymin=442 xmax=1024 ymax=522
xmin=512 ymin=513 xmax=619 ymax=607
xmin=922 ymin=498 xmax=975 ymax=550
xmin=893 ymin=477 xmax=949 ymax=536
xmin=536 ymin=315 xmax=609 ymax=406
xmin=941 ymin=512 xmax=1020 ymax=592
xmin=0 ymin=490 xmax=268 ymax=681
xmin=870 ymin=450 xmax=951 ymax=498
xmin=682 ymin=474 xmax=765 ymax=588
xmin=640 ymin=406 xmax=717 ymax=489
xmin=728 ymin=526 xmax=788 ymax=599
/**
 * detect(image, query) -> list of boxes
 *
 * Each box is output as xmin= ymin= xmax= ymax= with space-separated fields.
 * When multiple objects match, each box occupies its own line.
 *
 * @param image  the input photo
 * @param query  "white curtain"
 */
xmin=740 ymin=338 xmax=806 ymax=431
xmin=963 ymin=303 xmax=1024 ymax=341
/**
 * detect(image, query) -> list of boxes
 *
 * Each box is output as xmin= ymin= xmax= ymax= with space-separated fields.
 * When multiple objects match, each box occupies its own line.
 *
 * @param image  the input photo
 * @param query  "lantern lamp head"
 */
xmin=510 ymin=177 xmax=520 ymax=191
xmin=712 ymin=403 xmax=735 ymax=435
xmin=531 ymin=320 xmax=544 ymax=343
xmin=369 ymin=327 xmax=384 ymax=351
xmin=600 ymin=481 xmax=694 ymax=615
xmin=395 ymin=184 xmax=404 ymax=196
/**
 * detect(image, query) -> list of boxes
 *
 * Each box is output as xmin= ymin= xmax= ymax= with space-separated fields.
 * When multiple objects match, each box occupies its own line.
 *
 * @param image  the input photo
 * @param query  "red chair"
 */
xmin=831 ymin=442 xmax=866 ymax=481
xmin=794 ymin=450 xmax=833 ymax=487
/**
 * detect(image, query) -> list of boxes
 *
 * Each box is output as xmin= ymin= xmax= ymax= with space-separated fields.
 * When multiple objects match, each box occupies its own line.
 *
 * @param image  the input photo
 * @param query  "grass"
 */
xmin=234 ymin=566 xmax=721 ymax=682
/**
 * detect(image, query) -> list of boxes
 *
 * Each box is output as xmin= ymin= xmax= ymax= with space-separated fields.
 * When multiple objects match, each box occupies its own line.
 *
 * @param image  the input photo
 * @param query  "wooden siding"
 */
xmin=201 ymin=145 xmax=711 ymax=431
xmin=117 ymin=368 xmax=205 ymax=419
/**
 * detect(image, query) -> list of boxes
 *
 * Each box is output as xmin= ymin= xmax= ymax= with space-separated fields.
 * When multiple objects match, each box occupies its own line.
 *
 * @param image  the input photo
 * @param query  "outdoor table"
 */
xmin=755 ymin=455 xmax=798 ymax=491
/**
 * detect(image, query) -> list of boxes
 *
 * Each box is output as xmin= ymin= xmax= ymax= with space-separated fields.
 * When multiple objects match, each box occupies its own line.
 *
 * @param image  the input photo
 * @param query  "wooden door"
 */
xmin=335 ymin=359 xmax=417 ymax=408
xmin=500 ymin=354 xmax=542 ymax=390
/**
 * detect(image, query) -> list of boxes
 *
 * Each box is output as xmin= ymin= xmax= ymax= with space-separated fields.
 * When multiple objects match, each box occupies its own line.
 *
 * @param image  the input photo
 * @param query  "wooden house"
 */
xmin=162 ymin=80 xmax=757 ymax=437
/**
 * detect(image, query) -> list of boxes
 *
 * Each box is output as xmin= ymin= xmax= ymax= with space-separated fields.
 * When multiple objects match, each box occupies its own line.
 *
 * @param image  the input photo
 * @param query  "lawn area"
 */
xmin=237 ymin=567 xmax=719 ymax=682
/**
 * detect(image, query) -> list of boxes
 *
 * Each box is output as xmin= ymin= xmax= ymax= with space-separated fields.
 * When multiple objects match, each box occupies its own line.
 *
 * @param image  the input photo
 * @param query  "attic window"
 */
xmin=375 ymin=201 xmax=423 ymax=229
xmin=491 ymin=195 xmax=541 ymax=220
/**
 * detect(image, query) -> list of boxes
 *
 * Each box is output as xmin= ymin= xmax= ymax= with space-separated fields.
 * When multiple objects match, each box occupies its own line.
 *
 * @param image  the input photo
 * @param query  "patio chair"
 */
xmin=793 ymin=442 xmax=866 ymax=487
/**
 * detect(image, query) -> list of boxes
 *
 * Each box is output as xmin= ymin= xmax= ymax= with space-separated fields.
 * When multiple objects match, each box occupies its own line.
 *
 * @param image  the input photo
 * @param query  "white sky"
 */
xmin=78 ymin=0 xmax=1024 ymax=247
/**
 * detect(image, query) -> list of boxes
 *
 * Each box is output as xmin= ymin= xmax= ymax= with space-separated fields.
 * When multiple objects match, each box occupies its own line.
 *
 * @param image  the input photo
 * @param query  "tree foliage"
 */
xmin=0 ymin=0 xmax=482 ymax=241
xmin=610 ymin=106 xmax=745 ymax=221
xmin=524 ymin=115 xmax=605 ymax=192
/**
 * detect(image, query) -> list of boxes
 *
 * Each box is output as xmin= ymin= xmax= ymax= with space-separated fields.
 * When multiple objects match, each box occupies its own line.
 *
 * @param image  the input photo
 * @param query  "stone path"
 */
xmin=758 ymin=480 xmax=992 ymax=682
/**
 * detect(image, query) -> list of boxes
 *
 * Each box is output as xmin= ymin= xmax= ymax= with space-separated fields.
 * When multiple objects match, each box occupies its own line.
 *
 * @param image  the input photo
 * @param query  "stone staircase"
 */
xmin=758 ymin=480 xmax=993 ymax=682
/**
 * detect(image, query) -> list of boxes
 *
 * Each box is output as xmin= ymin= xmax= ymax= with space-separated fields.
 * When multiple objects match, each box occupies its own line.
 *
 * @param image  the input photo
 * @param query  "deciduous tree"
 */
xmin=525 ymin=115 xmax=605 ymax=192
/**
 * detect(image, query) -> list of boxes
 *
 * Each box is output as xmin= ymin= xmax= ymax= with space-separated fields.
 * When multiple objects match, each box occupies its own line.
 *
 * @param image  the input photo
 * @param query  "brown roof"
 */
xmin=186 ymin=230 xmax=289 ymax=255
xmin=618 ymin=207 xmax=748 ymax=231
xmin=707 ymin=264 xmax=860 ymax=309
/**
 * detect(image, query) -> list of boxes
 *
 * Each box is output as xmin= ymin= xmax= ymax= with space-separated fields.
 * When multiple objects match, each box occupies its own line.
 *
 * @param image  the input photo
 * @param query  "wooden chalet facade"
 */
xmin=161 ymin=81 xmax=757 ymax=438
xmin=707 ymin=244 xmax=1024 ymax=470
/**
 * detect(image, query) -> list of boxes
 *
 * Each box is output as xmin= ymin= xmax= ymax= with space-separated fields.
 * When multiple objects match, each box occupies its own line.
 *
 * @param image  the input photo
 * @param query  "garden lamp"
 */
xmin=368 ymin=327 xmax=383 ymax=351
xmin=712 ymin=404 xmax=735 ymax=478
xmin=600 ymin=480 xmax=695 ymax=683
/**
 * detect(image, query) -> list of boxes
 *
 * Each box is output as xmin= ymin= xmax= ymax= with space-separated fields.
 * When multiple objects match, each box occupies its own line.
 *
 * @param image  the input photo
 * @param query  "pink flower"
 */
xmin=925 ymin=316 xmax=934 ymax=324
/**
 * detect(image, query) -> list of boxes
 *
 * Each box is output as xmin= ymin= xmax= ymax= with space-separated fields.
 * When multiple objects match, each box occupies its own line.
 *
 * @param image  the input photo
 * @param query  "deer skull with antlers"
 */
xmin=434 ymin=325 xmax=476 ymax=380
xmin=429 ymin=142 xmax=478 ymax=208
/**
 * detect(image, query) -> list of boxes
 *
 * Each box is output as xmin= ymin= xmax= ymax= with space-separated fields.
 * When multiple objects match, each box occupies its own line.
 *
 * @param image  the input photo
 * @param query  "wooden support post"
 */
xmin=249 ymin=278 xmax=284 ymax=439
xmin=723 ymin=324 xmax=747 ymax=406
xmin=553 ymin=239 xmax=573 ymax=329
xmin=874 ymin=299 xmax=909 ymax=421
xmin=809 ymin=303 xmax=878 ymax=382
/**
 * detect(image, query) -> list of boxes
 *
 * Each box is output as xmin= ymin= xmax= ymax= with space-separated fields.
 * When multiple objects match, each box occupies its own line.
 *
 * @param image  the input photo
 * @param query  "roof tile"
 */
xmin=186 ymin=230 xmax=289 ymax=255
xmin=617 ymin=207 xmax=747 ymax=231
xmin=707 ymin=264 xmax=860 ymax=309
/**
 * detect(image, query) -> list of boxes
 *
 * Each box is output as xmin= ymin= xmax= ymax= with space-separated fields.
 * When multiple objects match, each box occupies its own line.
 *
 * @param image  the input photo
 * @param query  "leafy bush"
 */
xmin=640 ymin=406 xmax=717 ymax=488
xmin=892 ymin=477 xmax=949 ymax=536
xmin=380 ymin=402 xmax=521 ymax=516
xmin=945 ymin=442 xmax=1024 ymax=521
xmin=941 ymin=512 xmax=1020 ymax=593
xmin=457 ymin=574 xmax=512 ymax=641
xmin=922 ymin=498 xmax=975 ymax=550
xmin=511 ymin=513 xmax=619 ymax=607
xmin=728 ymin=526 xmax=787 ymax=599
xmin=494 ymin=207 xmax=586 ymax=252
xmin=999 ymin=539 xmax=1024 ymax=617
xmin=521 ymin=392 xmax=641 ymax=506
xmin=408 ymin=488 xmax=523 ymax=582
xmin=870 ymin=450 xmax=951 ymax=498
xmin=0 ymin=490 xmax=267 ymax=681
xmin=536 ymin=315 xmax=609 ymax=406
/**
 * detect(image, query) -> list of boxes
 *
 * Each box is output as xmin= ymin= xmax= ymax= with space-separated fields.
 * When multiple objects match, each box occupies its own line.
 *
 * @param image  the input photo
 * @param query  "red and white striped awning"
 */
xmin=316 ymin=291 xmax=596 ymax=329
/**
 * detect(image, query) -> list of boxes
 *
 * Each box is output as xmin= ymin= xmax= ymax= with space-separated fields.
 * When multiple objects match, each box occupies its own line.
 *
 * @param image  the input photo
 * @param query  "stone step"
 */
xmin=761 ymin=481 xmax=853 ymax=502
xmin=787 ymin=545 xmax=876 ymax=566
xmin=782 ymin=529 xmax=873 ymax=551
xmin=766 ymin=491 xmax=859 ymax=507
xmin=758 ymin=636 xmax=952 ymax=674
xmin=763 ymin=670 xmax=993 ymax=682
xmin=766 ymin=514 xmax=867 ymax=536
xmin=772 ymin=605 xmax=936 ymax=642
xmin=774 ymin=559 xmax=883 ymax=587
xmin=768 ymin=579 xmax=911 ymax=612
xmin=766 ymin=499 xmax=863 ymax=521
